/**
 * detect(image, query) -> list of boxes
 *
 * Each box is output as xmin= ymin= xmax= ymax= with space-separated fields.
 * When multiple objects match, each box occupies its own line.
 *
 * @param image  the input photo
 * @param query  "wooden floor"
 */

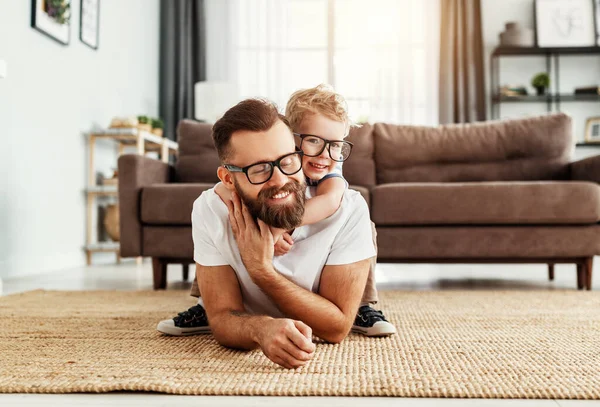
xmin=1 ymin=259 xmax=599 ymax=406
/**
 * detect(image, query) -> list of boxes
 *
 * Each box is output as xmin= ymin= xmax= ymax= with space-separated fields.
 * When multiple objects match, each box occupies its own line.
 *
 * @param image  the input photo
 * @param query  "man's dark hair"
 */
xmin=212 ymin=98 xmax=291 ymax=162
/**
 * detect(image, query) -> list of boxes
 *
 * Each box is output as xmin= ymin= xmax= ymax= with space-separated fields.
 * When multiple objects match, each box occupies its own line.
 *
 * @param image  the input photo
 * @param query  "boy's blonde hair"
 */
xmin=285 ymin=84 xmax=354 ymax=137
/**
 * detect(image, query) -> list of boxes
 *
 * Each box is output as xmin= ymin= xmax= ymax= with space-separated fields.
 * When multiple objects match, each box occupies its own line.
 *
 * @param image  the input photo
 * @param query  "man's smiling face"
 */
xmin=225 ymin=119 xmax=307 ymax=230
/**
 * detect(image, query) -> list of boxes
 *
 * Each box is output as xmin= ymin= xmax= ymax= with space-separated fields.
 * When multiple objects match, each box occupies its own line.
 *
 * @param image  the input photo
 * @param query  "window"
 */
xmin=207 ymin=0 xmax=440 ymax=125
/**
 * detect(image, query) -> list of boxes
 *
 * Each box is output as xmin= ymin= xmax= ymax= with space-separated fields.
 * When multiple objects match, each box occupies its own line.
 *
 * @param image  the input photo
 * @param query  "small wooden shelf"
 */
xmin=85 ymin=242 xmax=119 ymax=251
xmin=576 ymin=142 xmax=600 ymax=147
xmin=86 ymin=127 xmax=178 ymax=265
xmin=88 ymin=128 xmax=178 ymax=156
xmin=86 ymin=185 xmax=118 ymax=196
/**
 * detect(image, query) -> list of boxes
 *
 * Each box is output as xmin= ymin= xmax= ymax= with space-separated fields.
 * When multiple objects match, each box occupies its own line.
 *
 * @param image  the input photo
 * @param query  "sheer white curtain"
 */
xmin=205 ymin=0 xmax=440 ymax=125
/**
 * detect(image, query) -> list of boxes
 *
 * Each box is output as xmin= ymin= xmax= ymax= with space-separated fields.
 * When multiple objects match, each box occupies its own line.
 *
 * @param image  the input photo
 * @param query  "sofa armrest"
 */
xmin=570 ymin=155 xmax=600 ymax=184
xmin=118 ymin=155 xmax=173 ymax=257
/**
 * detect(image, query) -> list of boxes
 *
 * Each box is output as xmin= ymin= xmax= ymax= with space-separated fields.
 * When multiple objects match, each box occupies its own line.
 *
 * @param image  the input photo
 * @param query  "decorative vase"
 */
xmin=535 ymin=86 xmax=546 ymax=96
xmin=152 ymin=128 xmax=164 ymax=137
xmin=499 ymin=22 xmax=534 ymax=47
xmin=104 ymin=204 xmax=120 ymax=242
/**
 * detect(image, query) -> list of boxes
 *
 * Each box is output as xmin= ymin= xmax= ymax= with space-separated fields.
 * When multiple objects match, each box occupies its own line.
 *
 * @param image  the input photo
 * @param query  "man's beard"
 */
xmin=233 ymin=178 xmax=306 ymax=230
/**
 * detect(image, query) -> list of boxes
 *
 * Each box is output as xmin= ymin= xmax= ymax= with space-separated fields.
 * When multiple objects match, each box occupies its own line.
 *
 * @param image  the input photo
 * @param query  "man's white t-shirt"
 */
xmin=192 ymin=186 xmax=376 ymax=318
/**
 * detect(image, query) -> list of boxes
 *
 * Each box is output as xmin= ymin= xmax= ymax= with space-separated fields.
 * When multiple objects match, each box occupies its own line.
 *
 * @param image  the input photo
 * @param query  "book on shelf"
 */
xmin=574 ymin=86 xmax=600 ymax=95
xmin=498 ymin=85 xmax=528 ymax=97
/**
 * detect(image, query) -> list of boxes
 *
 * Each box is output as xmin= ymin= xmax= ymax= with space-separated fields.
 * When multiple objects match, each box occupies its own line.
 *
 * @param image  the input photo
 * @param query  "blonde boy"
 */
xmin=280 ymin=84 xmax=395 ymax=337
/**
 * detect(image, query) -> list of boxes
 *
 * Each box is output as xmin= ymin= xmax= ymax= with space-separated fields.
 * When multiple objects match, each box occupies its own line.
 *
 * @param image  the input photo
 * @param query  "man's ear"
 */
xmin=217 ymin=166 xmax=236 ymax=190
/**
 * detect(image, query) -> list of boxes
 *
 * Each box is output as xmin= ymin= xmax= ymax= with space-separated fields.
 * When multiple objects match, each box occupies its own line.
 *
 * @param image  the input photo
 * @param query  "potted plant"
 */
xmin=137 ymin=115 xmax=152 ymax=132
xmin=151 ymin=118 xmax=164 ymax=137
xmin=531 ymin=73 xmax=550 ymax=96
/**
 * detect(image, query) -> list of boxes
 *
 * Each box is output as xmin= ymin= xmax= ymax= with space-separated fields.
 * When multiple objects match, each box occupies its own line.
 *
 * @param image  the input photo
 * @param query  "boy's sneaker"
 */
xmin=352 ymin=305 xmax=397 ymax=337
xmin=156 ymin=304 xmax=211 ymax=336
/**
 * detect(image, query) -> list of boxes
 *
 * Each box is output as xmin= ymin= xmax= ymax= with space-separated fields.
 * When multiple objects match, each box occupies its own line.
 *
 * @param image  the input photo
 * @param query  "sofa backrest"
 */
xmin=373 ymin=113 xmax=573 ymax=183
xmin=342 ymin=123 xmax=377 ymax=188
xmin=175 ymin=118 xmax=380 ymax=187
xmin=175 ymin=119 xmax=220 ymax=183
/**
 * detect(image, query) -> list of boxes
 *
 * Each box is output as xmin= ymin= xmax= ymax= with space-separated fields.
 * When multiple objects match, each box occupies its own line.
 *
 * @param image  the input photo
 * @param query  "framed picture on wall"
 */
xmin=534 ymin=0 xmax=596 ymax=47
xmin=595 ymin=0 xmax=600 ymax=45
xmin=80 ymin=0 xmax=100 ymax=50
xmin=31 ymin=0 xmax=72 ymax=45
xmin=585 ymin=117 xmax=600 ymax=143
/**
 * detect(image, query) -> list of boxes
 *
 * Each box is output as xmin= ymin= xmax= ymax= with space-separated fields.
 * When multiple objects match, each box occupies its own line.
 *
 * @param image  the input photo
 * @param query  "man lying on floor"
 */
xmin=159 ymin=98 xmax=377 ymax=369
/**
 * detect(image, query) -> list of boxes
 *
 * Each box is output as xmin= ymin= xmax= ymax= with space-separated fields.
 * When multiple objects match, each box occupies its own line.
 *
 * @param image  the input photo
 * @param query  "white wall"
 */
xmin=0 ymin=0 xmax=160 ymax=278
xmin=205 ymin=0 xmax=234 ymax=82
xmin=481 ymin=0 xmax=600 ymax=160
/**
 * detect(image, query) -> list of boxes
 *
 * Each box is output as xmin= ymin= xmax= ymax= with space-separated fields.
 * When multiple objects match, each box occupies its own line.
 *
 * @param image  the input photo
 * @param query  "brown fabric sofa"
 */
xmin=118 ymin=113 xmax=600 ymax=290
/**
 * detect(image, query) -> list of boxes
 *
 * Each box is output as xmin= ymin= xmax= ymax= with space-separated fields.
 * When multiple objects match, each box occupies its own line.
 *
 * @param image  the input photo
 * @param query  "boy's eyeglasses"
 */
xmin=223 ymin=151 xmax=304 ymax=185
xmin=294 ymin=133 xmax=353 ymax=162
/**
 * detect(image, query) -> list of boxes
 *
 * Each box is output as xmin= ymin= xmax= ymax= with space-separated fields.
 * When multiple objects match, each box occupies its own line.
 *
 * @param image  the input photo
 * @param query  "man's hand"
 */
xmin=274 ymin=233 xmax=294 ymax=256
xmin=255 ymin=318 xmax=316 ymax=369
xmin=225 ymin=191 xmax=274 ymax=276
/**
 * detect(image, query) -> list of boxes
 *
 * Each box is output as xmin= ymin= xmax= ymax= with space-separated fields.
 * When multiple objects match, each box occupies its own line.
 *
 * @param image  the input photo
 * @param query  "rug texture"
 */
xmin=0 ymin=289 xmax=599 ymax=398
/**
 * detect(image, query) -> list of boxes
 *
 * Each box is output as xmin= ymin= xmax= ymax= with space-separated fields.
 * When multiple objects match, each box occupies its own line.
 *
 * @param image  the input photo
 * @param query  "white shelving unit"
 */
xmin=85 ymin=127 xmax=178 ymax=265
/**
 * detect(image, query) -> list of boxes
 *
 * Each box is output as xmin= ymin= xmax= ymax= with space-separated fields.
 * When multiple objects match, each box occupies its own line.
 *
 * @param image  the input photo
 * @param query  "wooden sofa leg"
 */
xmin=182 ymin=263 xmax=189 ymax=281
xmin=548 ymin=263 xmax=555 ymax=281
xmin=152 ymin=257 xmax=167 ymax=290
xmin=577 ymin=264 xmax=584 ymax=290
xmin=584 ymin=257 xmax=594 ymax=291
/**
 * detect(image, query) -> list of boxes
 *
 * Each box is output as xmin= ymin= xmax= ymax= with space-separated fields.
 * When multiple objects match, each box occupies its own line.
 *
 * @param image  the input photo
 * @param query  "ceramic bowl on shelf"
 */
xmin=499 ymin=22 xmax=534 ymax=47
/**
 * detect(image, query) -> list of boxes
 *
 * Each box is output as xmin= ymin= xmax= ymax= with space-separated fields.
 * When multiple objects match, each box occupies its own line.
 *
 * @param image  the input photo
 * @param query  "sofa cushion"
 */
xmin=175 ymin=120 xmax=220 ymax=183
xmin=141 ymin=183 xmax=214 ymax=224
xmin=371 ymin=181 xmax=600 ymax=225
xmin=342 ymin=124 xmax=376 ymax=188
xmin=376 ymin=225 xmax=600 ymax=259
xmin=374 ymin=113 xmax=572 ymax=183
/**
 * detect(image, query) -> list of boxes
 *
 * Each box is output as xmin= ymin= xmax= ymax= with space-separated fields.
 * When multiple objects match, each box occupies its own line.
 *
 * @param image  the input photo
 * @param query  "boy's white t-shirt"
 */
xmin=192 ymin=186 xmax=376 ymax=318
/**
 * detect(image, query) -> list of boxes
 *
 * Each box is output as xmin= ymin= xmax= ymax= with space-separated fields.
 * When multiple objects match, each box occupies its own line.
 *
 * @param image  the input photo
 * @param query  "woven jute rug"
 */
xmin=0 ymin=290 xmax=599 ymax=398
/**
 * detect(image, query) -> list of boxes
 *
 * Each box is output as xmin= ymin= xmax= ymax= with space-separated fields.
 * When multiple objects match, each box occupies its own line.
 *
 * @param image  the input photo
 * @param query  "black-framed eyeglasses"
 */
xmin=294 ymin=133 xmax=353 ymax=162
xmin=223 ymin=151 xmax=304 ymax=185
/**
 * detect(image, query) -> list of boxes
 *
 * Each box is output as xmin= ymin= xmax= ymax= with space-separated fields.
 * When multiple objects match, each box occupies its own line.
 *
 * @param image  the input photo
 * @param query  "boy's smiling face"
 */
xmin=295 ymin=113 xmax=346 ymax=181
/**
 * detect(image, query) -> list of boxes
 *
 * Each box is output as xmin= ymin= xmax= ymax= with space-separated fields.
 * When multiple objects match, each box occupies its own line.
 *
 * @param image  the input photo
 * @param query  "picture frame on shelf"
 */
xmin=584 ymin=117 xmax=600 ymax=143
xmin=534 ymin=0 xmax=596 ymax=47
xmin=31 ymin=0 xmax=72 ymax=45
xmin=80 ymin=0 xmax=100 ymax=50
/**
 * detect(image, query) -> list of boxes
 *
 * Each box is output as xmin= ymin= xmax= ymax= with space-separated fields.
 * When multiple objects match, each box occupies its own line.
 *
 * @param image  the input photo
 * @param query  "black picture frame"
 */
xmin=80 ymin=0 xmax=100 ymax=50
xmin=31 ymin=0 xmax=72 ymax=45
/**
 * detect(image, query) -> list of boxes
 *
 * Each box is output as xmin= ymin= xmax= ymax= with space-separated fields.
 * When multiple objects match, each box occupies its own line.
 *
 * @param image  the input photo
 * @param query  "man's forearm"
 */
xmin=210 ymin=310 xmax=273 ymax=350
xmin=250 ymin=266 xmax=351 ymax=342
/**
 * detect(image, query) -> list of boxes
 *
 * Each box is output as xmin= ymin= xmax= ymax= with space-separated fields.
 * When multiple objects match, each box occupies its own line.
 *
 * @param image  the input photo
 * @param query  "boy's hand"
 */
xmin=269 ymin=226 xmax=285 ymax=241
xmin=214 ymin=182 xmax=233 ymax=204
xmin=274 ymin=233 xmax=294 ymax=256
